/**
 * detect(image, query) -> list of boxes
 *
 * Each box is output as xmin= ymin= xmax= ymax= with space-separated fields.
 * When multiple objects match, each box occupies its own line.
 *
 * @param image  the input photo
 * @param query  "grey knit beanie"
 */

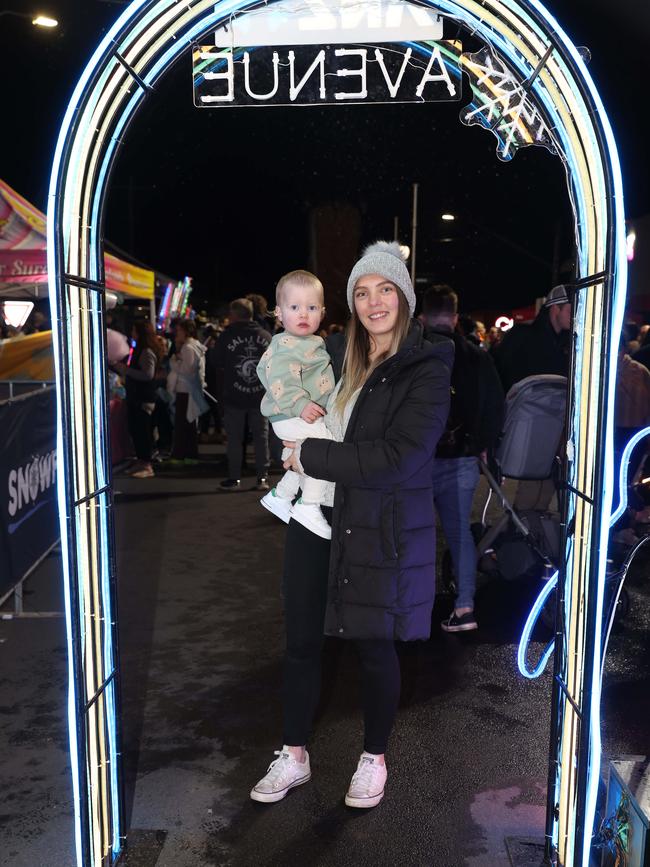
xmin=347 ymin=241 xmax=416 ymax=315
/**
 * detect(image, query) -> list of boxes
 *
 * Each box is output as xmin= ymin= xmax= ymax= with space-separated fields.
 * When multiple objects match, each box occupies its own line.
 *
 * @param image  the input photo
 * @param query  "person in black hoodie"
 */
xmin=250 ymin=242 xmax=453 ymax=812
xmin=211 ymin=298 xmax=272 ymax=490
xmin=423 ymin=286 xmax=505 ymax=632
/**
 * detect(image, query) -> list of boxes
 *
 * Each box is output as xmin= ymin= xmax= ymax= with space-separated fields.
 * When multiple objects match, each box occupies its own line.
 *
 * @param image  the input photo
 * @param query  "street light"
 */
xmin=33 ymin=14 xmax=58 ymax=27
xmin=0 ymin=10 xmax=59 ymax=27
xmin=441 ymin=213 xmax=456 ymax=221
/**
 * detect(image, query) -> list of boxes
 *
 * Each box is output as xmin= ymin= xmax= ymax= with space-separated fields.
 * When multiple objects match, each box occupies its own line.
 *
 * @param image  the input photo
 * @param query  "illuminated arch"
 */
xmin=47 ymin=1 xmax=626 ymax=865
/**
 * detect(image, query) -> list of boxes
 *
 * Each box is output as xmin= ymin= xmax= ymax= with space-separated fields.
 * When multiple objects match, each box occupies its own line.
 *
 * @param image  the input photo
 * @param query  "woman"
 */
xmin=114 ymin=320 xmax=162 ymax=479
xmin=168 ymin=319 xmax=208 ymax=464
xmin=251 ymin=242 xmax=454 ymax=808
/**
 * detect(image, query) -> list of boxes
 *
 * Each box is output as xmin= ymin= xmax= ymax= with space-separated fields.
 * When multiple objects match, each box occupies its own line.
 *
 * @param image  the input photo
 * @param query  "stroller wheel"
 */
xmin=441 ymin=550 xmax=457 ymax=597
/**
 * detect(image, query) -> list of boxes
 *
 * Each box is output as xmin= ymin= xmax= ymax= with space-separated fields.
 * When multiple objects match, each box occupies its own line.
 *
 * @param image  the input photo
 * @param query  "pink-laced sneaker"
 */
xmin=345 ymin=753 xmax=387 ymax=808
xmin=250 ymin=747 xmax=311 ymax=803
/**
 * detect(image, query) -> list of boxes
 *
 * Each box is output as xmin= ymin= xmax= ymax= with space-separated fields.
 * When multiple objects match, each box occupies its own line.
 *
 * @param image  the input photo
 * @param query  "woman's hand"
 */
xmin=300 ymin=401 xmax=326 ymax=424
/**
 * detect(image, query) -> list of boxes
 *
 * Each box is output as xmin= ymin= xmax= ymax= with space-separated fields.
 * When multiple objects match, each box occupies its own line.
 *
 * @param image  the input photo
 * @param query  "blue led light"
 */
xmin=518 ymin=427 xmax=650 ymax=679
xmin=517 ymin=570 xmax=558 ymax=679
xmin=609 ymin=426 xmax=650 ymax=525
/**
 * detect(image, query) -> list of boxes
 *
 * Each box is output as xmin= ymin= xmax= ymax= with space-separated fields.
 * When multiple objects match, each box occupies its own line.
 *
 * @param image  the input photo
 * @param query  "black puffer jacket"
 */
xmin=300 ymin=322 xmax=454 ymax=641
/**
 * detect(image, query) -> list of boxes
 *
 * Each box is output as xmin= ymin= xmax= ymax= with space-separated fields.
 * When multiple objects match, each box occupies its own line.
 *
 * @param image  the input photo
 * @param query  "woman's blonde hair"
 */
xmin=335 ymin=282 xmax=411 ymax=412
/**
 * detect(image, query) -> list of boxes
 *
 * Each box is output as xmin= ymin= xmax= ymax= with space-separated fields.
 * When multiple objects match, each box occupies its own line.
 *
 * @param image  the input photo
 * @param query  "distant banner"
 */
xmin=0 ymin=389 xmax=58 ymax=597
xmin=104 ymin=252 xmax=155 ymax=300
xmin=193 ymin=40 xmax=462 ymax=107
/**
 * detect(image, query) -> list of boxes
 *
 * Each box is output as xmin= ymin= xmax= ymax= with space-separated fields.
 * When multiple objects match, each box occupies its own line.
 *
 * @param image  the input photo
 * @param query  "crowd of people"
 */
xmin=104 ymin=250 xmax=650 ymax=812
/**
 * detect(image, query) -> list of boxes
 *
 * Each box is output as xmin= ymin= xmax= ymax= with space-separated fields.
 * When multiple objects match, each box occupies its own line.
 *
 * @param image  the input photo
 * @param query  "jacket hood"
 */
xmin=186 ymin=337 xmax=206 ymax=357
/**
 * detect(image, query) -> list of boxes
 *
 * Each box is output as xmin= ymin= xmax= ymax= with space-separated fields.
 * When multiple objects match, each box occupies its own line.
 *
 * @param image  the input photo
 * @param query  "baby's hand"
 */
xmin=300 ymin=401 xmax=326 ymax=424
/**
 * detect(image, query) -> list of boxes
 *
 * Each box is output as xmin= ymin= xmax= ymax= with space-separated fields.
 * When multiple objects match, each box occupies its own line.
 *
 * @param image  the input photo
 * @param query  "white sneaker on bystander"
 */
xmin=250 ymin=747 xmax=311 ymax=803
xmin=345 ymin=753 xmax=387 ymax=808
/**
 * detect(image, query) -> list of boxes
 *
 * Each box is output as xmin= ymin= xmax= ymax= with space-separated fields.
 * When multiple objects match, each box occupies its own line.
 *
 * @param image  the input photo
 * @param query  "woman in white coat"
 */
xmin=168 ymin=319 xmax=208 ymax=464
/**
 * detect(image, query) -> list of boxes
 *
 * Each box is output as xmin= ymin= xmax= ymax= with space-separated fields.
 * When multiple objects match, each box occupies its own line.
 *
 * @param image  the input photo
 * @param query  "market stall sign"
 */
xmin=193 ymin=41 xmax=462 ymax=107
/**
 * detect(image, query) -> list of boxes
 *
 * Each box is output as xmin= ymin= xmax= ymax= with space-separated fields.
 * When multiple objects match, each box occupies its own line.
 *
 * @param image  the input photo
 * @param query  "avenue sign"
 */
xmin=192 ymin=41 xmax=462 ymax=107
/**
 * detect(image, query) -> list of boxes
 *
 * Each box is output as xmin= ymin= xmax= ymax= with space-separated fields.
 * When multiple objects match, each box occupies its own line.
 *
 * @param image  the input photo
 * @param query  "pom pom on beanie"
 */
xmin=346 ymin=241 xmax=416 ymax=315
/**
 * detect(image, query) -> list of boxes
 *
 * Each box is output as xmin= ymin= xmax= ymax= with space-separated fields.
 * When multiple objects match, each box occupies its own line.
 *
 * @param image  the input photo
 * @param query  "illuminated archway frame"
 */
xmin=47 ymin=0 xmax=625 ymax=865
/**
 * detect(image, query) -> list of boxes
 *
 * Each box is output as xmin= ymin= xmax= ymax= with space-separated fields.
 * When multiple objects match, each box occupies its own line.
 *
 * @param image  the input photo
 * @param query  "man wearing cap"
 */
xmin=491 ymin=285 xmax=572 ymax=395
xmin=492 ymin=285 xmax=572 ymax=514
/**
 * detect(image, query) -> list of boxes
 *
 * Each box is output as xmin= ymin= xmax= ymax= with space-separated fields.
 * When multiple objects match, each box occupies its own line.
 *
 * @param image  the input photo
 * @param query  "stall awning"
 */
xmin=0 ymin=179 xmax=154 ymax=300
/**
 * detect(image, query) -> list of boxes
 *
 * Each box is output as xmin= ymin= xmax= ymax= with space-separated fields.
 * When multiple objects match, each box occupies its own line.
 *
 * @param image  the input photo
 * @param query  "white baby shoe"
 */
xmin=260 ymin=487 xmax=293 ymax=524
xmin=291 ymin=499 xmax=331 ymax=539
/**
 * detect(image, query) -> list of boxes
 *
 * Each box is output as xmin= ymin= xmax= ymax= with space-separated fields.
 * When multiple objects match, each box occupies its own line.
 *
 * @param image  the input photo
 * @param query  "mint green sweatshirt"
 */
xmin=257 ymin=332 xmax=335 ymax=422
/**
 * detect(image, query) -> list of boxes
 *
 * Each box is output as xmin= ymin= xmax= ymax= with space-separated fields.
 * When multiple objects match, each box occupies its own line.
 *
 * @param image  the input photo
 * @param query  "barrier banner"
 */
xmin=0 ymin=389 xmax=58 ymax=597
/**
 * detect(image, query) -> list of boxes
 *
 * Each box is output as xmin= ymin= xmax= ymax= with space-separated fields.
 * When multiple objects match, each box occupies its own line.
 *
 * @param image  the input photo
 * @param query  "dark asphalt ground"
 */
xmin=1 ymin=445 xmax=649 ymax=867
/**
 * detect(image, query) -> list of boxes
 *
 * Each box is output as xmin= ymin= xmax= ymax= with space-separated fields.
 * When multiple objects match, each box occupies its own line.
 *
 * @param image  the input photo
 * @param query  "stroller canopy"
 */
xmin=496 ymin=374 xmax=567 ymax=480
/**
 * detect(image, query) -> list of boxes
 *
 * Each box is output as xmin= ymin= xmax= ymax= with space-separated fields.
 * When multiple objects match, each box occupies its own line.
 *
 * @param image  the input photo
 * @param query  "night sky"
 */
xmin=2 ymin=0 xmax=648 ymax=316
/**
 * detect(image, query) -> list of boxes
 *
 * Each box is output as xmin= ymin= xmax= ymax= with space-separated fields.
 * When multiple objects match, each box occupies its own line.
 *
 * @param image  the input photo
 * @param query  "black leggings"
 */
xmin=127 ymin=402 xmax=153 ymax=462
xmin=282 ymin=517 xmax=401 ymax=755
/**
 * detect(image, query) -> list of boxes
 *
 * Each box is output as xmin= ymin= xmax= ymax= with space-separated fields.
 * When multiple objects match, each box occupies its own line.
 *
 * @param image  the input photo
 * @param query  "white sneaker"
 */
xmin=291 ymin=499 xmax=331 ymax=539
xmin=345 ymin=753 xmax=387 ymax=809
xmin=260 ymin=488 xmax=293 ymax=524
xmin=250 ymin=747 xmax=311 ymax=803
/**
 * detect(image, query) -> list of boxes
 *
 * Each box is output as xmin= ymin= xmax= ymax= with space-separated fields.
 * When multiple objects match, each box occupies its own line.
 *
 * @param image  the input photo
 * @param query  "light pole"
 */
xmin=410 ymin=183 xmax=419 ymax=286
xmin=0 ymin=10 xmax=59 ymax=27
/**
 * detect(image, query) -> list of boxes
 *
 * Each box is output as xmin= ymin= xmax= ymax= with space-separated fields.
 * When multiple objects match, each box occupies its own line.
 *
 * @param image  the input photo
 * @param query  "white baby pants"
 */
xmin=271 ymin=416 xmax=333 ymax=505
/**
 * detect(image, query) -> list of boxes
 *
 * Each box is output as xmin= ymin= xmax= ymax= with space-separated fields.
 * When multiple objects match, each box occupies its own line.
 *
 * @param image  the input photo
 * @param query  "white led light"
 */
xmin=2 ymin=300 xmax=34 ymax=329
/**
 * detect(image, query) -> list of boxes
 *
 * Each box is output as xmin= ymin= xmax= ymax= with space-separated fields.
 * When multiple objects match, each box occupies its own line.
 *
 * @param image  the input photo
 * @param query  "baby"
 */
xmin=256 ymin=270 xmax=335 ymax=539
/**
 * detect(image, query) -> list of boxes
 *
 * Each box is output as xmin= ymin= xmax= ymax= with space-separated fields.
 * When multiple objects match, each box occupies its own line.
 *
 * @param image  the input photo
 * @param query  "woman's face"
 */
xmin=353 ymin=274 xmax=400 ymax=341
xmin=175 ymin=326 xmax=186 ymax=346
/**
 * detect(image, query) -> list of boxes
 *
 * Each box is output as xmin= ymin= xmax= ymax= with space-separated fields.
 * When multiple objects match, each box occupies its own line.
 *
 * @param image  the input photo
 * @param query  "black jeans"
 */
xmin=171 ymin=393 xmax=198 ymax=459
xmin=127 ymin=402 xmax=153 ymax=462
xmin=282 ymin=516 xmax=401 ymax=755
xmin=223 ymin=404 xmax=269 ymax=479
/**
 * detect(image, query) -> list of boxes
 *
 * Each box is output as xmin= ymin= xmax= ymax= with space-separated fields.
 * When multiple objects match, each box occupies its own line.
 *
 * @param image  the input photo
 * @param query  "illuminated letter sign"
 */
xmin=193 ymin=41 xmax=462 ymax=107
xmin=212 ymin=0 xmax=443 ymax=47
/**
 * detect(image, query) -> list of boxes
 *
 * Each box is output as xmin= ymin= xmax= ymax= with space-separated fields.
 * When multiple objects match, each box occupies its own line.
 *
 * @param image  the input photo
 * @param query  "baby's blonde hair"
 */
xmin=275 ymin=270 xmax=324 ymax=307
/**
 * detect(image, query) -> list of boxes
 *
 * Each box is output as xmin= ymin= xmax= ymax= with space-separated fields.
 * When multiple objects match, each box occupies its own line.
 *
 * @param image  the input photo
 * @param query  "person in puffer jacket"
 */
xmin=250 ymin=241 xmax=453 ymax=812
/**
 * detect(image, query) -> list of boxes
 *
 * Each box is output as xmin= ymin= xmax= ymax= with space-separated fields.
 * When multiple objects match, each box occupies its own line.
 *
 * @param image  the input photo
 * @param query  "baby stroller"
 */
xmin=441 ymin=374 xmax=567 ymax=601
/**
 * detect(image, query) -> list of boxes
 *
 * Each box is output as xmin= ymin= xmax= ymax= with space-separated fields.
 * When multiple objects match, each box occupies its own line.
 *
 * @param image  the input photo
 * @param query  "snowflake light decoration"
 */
xmin=460 ymin=46 xmax=557 ymax=161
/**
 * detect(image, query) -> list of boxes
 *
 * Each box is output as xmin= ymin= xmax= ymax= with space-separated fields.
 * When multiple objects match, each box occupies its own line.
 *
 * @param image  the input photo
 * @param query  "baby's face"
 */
xmin=276 ymin=282 xmax=324 ymax=337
